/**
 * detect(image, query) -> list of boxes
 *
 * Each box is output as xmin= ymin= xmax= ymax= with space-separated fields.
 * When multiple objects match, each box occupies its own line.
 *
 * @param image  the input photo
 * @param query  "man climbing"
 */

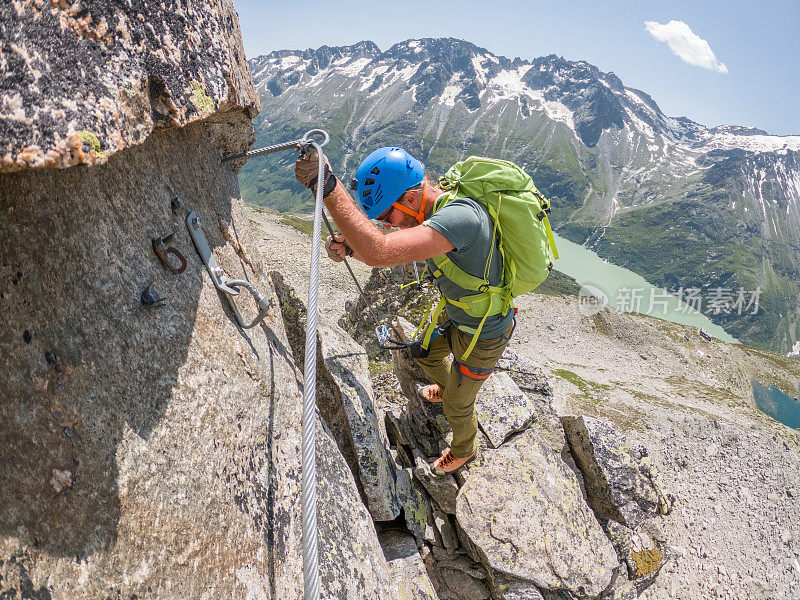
xmin=295 ymin=147 xmax=515 ymax=476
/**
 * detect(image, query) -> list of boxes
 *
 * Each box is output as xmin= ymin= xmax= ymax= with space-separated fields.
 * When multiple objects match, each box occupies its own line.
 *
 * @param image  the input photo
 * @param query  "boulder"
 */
xmin=591 ymin=520 xmax=667 ymax=598
xmin=431 ymin=504 xmax=459 ymax=550
xmin=425 ymin=550 xmax=491 ymax=600
xmin=595 ymin=563 xmax=636 ymax=600
xmin=453 ymin=519 xmax=483 ymax=564
xmin=474 ymin=372 xmax=537 ymax=448
xmin=437 ymin=567 xmax=491 ymax=600
xmin=561 ymin=416 xmax=662 ymax=528
xmin=431 ymin=551 xmax=488 ymax=580
xmin=456 ymin=428 xmax=617 ymax=598
xmin=412 ymin=449 xmax=460 ymax=515
xmin=319 ymin=318 xmax=401 ymax=521
xmin=603 ymin=581 xmax=637 ymax=600
xmin=271 ymin=272 xmax=401 ymax=521
xmin=497 ymin=348 xmax=552 ymax=397
xmin=408 ymin=392 xmax=453 ymax=444
xmin=386 ymin=411 xmax=410 ymax=447
xmin=601 ymin=519 xmax=634 ymax=562
xmin=626 ymin=529 xmax=667 ymax=586
xmin=378 ymin=530 xmax=439 ymax=600
xmin=1 ymin=0 xmax=257 ymax=173
xmin=493 ymin=573 xmax=546 ymax=600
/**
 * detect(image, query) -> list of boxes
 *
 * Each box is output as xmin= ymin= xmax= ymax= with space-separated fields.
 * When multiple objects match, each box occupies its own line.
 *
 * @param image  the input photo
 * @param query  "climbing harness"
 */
xmin=185 ymin=210 xmax=272 ymax=329
xmin=375 ymin=321 xmax=448 ymax=358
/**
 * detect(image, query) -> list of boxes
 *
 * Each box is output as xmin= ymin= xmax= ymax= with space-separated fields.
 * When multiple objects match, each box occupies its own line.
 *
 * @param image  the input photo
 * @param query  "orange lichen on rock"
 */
xmin=1 ymin=0 xmax=258 ymax=174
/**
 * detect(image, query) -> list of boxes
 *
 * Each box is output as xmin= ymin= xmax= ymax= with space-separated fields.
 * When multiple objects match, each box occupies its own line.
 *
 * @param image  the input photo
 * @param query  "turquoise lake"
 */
xmin=751 ymin=380 xmax=800 ymax=429
xmin=552 ymin=234 xmax=738 ymax=344
xmin=549 ymin=234 xmax=800 ymax=428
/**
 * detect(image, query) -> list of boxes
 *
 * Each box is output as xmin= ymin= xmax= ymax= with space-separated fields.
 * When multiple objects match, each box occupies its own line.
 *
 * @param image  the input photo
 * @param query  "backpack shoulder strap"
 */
xmin=430 ymin=254 xmax=489 ymax=292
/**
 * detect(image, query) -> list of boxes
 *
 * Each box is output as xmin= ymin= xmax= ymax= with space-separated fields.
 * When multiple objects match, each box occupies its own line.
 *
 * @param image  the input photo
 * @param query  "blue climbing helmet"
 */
xmin=350 ymin=147 xmax=424 ymax=219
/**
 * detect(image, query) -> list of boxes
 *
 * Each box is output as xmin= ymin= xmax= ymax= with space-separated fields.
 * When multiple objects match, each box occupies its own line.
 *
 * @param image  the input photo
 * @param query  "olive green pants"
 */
xmin=415 ymin=324 xmax=511 ymax=458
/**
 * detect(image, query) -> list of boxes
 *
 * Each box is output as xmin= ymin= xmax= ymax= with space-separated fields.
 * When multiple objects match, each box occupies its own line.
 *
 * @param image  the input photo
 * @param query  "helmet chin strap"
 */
xmin=391 ymin=185 xmax=428 ymax=225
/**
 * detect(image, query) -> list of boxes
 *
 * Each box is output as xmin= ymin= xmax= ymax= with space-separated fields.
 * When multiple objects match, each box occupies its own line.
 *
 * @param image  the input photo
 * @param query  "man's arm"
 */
xmin=323 ymin=180 xmax=454 ymax=267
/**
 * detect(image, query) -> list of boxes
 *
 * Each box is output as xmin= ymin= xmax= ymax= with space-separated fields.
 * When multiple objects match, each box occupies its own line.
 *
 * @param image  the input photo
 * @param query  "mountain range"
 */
xmin=238 ymin=37 xmax=800 ymax=354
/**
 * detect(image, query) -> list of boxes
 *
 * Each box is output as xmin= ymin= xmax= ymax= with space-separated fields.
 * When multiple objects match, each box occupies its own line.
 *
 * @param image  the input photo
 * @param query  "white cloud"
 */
xmin=645 ymin=20 xmax=728 ymax=74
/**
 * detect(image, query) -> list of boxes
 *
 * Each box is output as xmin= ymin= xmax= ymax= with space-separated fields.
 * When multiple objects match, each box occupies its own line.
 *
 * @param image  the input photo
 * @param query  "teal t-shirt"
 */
xmin=423 ymin=197 xmax=514 ymax=339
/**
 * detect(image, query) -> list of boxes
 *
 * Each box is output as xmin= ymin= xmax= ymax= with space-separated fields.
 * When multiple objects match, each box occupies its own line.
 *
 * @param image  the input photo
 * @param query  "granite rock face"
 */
xmin=0 ymin=121 xmax=414 ymax=598
xmin=562 ymin=416 xmax=663 ymax=528
xmin=1 ymin=122 xmax=288 ymax=598
xmin=395 ymin=467 xmax=435 ymax=542
xmin=319 ymin=319 xmax=401 ymax=521
xmin=412 ymin=450 xmax=460 ymax=516
xmin=0 ymin=4 xmax=415 ymax=597
xmin=456 ymin=428 xmax=618 ymax=598
xmin=270 ymin=272 xmax=402 ymax=521
xmin=492 ymin=573 xmax=546 ymax=600
xmin=316 ymin=420 xmax=396 ymax=599
xmin=1 ymin=0 xmax=258 ymax=173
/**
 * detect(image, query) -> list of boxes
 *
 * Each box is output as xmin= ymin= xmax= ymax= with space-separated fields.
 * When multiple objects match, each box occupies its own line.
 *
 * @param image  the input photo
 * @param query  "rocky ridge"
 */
xmin=247 ymin=206 xmax=800 ymax=600
xmin=271 ymin=262 xmax=675 ymax=600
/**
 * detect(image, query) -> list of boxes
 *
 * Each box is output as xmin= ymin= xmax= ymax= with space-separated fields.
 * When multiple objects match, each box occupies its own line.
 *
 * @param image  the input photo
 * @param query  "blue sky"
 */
xmin=234 ymin=0 xmax=799 ymax=135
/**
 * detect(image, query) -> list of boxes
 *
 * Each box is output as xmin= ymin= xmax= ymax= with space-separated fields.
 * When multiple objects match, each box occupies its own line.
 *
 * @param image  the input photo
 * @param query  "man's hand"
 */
xmin=325 ymin=233 xmax=353 ymax=262
xmin=295 ymin=150 xmax=332 ymax=190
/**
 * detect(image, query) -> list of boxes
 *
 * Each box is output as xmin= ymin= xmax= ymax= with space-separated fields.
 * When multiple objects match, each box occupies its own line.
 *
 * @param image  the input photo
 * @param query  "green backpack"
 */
xmin=416 ymin=156 xmax=560 ymax=360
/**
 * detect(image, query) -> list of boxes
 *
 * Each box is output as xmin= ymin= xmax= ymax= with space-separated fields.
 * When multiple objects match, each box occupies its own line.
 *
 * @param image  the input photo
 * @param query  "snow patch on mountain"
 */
xmin=471 ymin=56 xmax=488 ymax=85
xmin=624 ymin=107 xmax=657 ymax=140
xmin=440 ymin=84 xmax=462 ymax=107
xmin=359 ymin=64 xmax=391 ymax=91
xmin=277 ymin=55 xmax=302 ymax=69
xmin=701 ymin=132 xmax=800 ymax=154
xmin=780 ymin=163 xmax=800 ymax=215
xmin=362 ymin=63 xmax=419 ymax=94
xmin=524 ymin=89 xmax=575 ymax=132
xmin=624 ymin=89 xmax=655 ymax=115
xmin=482 ymin=66 xmax=576 ymax=132
xmin=487 ymin=66 xmax=531 ymax=98
xmin=336 ymin=57 xmax=373 ymax=76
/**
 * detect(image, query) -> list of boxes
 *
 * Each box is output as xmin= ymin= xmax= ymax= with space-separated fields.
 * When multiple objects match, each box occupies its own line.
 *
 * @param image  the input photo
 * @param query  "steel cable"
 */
xmin=300 ymin=132 xmax=326 ymax=600
xmin=225 ymin=129 xmax=328 ymax=600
